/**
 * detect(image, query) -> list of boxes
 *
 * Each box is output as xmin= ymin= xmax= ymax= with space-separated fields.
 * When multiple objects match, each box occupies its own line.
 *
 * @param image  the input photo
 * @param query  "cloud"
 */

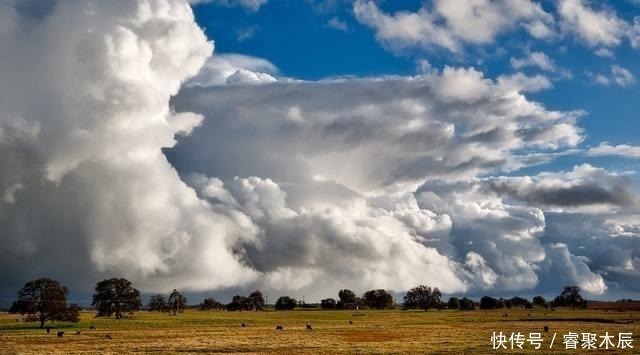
xmin=1 ymin=0 xmax=637 ymax=300
xmin=327 ymin=16 xmax=348 ymax=32
xmin=588 ymin=142 xmax=640 ymax=158
xmin=353 ymin=0 xmax=554 ymax=53
xmin=510 ymin=51 xmax=557 ymax=72
xmin=588 ymin=65 xmax=636 ymax=86
xmin=0 ymin=0 xmax=259 ymax=293
xmin=236 ymin=25 xmax=260 ymax=41
xmin=496 ymin=72 xmax=553 ymax=93
xmin=189 ymin=0 xmax=268 ymax=12
xmin=557 ymin=0 xmax=628 ymax=47
xmin=162 ymin=61 xmax=622 ymax=297
xmin=485 ymin=164 xmax=638 ymax=211
xmin=185 ymin=53 xmax=278 ymax=86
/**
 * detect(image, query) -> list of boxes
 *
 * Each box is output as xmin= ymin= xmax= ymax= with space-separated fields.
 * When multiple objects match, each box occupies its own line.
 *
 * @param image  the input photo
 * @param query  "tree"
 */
xmin=362 ymin=289 xmax=394 ymax=309
xmin=147 ymin=295 xmax=168 ymax=312
xmin=320 ymin=298 xmax=337 ymax=309
xmin=199 ymin=298 xmax=223 ymax=311
xmin=552 ymin=286 xmax=587 ymax=310
xmin=64 ymin=303 xmax=81 ymax=323
xmin=447 ymin=297 xmax=460 ymax=310
xmin=9 ymin=278 xmax=78 ymax=328
xmin=247 ymin=290 xmax=266 ymax=311
xmin=459 ymin=297 xmax=475 ymax=310
xmin=226 ymin=295 xmax=249 ymax=311
xmin=168 ymin=289 xmax=187 ymax=315
xmin=274 ymin=296 xmax=297 ymax=310
xmin=532 ymin=296 xmax=547 ymax=308
xmin=480 ymin=296 xmax=499 ymax=310
xmin=337 ymin=289 xmax=357 ymax=309
xmin=510 ymin=296 xmax=530 ymax=308
xmin=402 ymin=285 xmax=441 ymax=311
xmin=92 ymin=278 xmax=142 ymax=319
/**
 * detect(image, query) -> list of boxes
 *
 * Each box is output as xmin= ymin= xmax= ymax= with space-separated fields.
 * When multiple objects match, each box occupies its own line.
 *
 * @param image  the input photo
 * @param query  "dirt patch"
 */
xmin=337 ymin=331 xmax=408 ymax=343
xmin=520 ymin=318 xmax=634 ymax=324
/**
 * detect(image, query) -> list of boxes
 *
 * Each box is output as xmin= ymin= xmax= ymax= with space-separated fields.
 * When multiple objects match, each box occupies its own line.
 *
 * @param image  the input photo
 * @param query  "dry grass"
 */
xmin=0 ymin=308 xmax=638 ymax=354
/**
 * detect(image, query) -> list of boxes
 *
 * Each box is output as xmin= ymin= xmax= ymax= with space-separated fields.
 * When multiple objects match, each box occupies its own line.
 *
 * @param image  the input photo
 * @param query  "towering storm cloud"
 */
xmin=1 ymin=0 xmax=638 ymax=300
xmin=0 ymin=0 xmax=257 ymax=293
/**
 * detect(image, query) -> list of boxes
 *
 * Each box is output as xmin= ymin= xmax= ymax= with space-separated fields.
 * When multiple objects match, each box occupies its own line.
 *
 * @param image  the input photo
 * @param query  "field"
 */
xmin=0 ymin=308 xmax=638 ymax=354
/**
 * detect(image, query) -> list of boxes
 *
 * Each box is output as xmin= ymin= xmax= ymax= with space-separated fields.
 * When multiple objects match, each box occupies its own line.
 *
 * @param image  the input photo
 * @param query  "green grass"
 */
xmin=0 ymin=308 xmax=638 ymax=354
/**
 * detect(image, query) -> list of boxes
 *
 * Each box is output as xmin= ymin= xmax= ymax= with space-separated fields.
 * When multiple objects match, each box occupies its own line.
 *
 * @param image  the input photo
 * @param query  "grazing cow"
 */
xmin=275 ymin=325 xmax=284 ymax=331
xmin=45 ymin=327 xmax=51 ymax=334
xmin=502 ymin=313 xmax=509 ymax=317
xmin=105 ymin=334 xmax=112 ymax=339
xmin=75 ymin=331 xmax=81 ymax=335
xmin=57 ymin=332 xmax=64 ymax=338
xmin=544 ymin=326 xmax=549 ymax=332
xmin=306 ymin=324 xmax=313 ymax=332
xmin=348 ymin=320 xmax=353 ymax=325
xmin=89 ymin=325 xmax=96 ymax=330
xmin=241 ymin=323 xmax=246 ymax=328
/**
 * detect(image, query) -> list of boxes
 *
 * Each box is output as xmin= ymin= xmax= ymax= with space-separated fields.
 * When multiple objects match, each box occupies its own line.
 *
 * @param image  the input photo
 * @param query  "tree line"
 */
xmin=7 ymin=276 xmax=590 ymax=328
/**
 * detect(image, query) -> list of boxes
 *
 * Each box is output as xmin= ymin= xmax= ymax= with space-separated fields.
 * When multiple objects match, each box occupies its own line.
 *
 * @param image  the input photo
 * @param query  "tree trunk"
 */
xmin=40 ymin=315 xmax=45 ymax=329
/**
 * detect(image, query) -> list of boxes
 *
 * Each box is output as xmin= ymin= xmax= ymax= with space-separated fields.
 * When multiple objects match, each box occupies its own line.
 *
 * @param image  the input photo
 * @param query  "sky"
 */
xmin=0 ymin=0 xmax=639 ymax=305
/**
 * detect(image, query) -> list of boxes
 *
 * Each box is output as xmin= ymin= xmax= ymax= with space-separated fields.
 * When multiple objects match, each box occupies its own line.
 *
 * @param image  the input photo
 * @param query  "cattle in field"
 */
xmin=275 ymin=325 xmax=284 ymax=331
xmin=89 ymin=325 xmax=96 ymax=330
xmin=105 ymin=334 xmax=112 ymax=339
xmin=241 ymin=323 xmax=246 ymax=327
xmin=57 ymin=332 xmax=64 ymax=338
xmin=348 ymin=320 xmax=353 ymax=325
xmin=306 ymin=324 xmax=313 ymax=332
xmin=75 ymin=331 xmax=81 ymax=335
xmin=544 ymin=326 xmax=549 ymax=332
xmin=45 ymin=327 xmax=51 ymax=334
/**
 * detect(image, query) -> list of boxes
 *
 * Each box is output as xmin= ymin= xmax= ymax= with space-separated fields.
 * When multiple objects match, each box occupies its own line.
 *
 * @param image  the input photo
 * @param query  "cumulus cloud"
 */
xmin=162 ymin=60 xmax=632 ymax=297
xmin=588 ymin=142 xmax=640 ymax=158
xmin=588 ymin=65 xmax=637 ymax=86
xmin=353 ymin=0 xmax=554 ymax=53
xmin=1 ymin=0 xmax=637 ymax=300
xmin=327 ymin=16 xmax=349 ymax=32
xmin=185 ymin=53 xmax=278 ymax=86
xmin=0 ymin=0 xmax=258 ymax=293
xmin=557 ymin=0 xmax=628 ymax=47
xmin=485 ymin=164 xmax=639 ymax=211
xmin=189 ymin=0 xmax=268 ymax=12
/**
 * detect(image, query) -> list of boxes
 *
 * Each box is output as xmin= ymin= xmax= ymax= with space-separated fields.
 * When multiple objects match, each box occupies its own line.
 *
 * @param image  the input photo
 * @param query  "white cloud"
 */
xmin=497 ymin=72 xmax=553 ymax=93
xmin=510 ymin=51 xmax=557 ymax=72
xmin=588 ymin=142 xmax=640 ymax=158
xmin=167 ymin=62 xmax=600 ymax=296
xmin=1 ymin=0 xmax=637 ymax=300
xmin=327 ymin=16 xmax=348 ymax=32
xmin=0 ymin=0 xmax=258 ymax=292
xmin=189 ymin=0 xmax=268 ymax=12
xmin=186 ymin=53 xmax=278 ymax=86
xmin=558 ymin=0 xmax=628 ymax=47
xmin=353 ymin=0 xmax=554 ymax=53
xmin=588 ymin=65 xmax=636 ymax=86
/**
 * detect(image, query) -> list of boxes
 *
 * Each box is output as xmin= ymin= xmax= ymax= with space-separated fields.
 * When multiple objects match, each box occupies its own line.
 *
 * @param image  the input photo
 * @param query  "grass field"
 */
xmin=0 ymin=308 xmax=638 ymax=354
